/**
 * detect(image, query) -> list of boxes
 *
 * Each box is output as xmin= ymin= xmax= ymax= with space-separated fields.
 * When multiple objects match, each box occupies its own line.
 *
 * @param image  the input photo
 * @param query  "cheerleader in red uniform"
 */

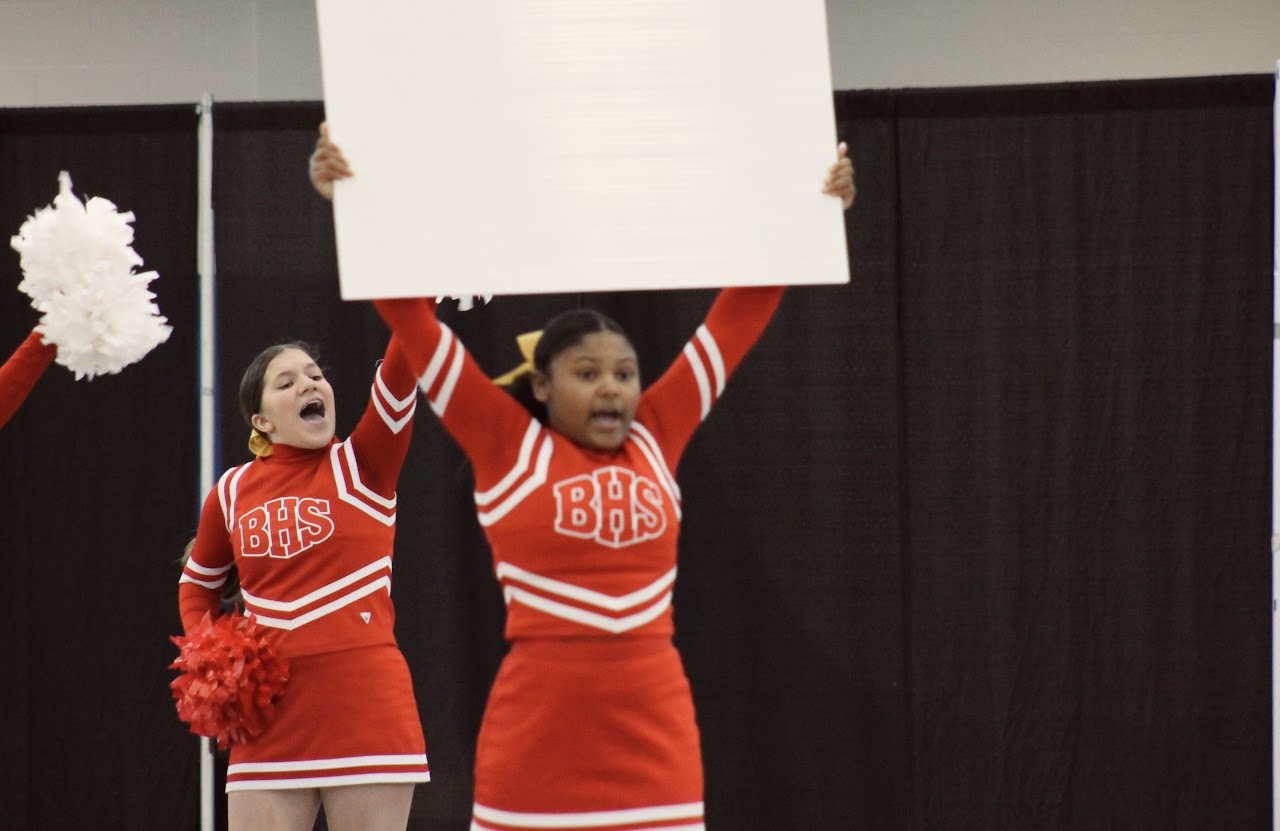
xmin=176 ymin=333 xmax=430 ymax=831
xmin=311 ymin=131 xmax=853 ymax=831
xmin=0 ymin=329 xmax=56 ymax=429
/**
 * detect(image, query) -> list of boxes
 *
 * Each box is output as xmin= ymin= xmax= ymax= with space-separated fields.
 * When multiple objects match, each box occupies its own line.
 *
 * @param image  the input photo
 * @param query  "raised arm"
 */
xmin=0 ymin=330 xmax=56 ymax=429
xmin=307 ymin=127 xmax=418 ymax=496
xmin=637 ymin=142 xmax=856 ymax=462
xmin=343 ymin=334 xmax=418 ymax=499
xmin=373 ymin=298 xmax=533 ymax=486
xmin=636 ymin=286 xmax=786 ymax=464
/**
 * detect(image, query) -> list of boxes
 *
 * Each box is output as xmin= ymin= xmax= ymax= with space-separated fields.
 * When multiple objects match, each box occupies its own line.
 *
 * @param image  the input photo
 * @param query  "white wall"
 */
xmin=0 ymin=0 xmax=323 ymax=106
xmin=0 ymin=0 xmax=1276 ymax=108
xmin=829 ymin=0 xmax=1280 ymax=88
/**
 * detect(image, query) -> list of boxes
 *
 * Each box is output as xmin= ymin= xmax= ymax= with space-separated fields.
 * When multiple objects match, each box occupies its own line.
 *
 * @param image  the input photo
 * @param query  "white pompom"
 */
xmin=10 ymin=172 xmax=171 ymax=380
xmin=437 ymin=294 xmax=493 ymax=312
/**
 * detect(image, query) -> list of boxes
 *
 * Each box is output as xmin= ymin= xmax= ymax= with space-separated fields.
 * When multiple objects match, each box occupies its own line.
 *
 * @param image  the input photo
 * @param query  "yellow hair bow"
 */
xmin=492 ymin=330 xmax=542 ymax=386
xmin=248 ymin=428 xmax=274 ymax=458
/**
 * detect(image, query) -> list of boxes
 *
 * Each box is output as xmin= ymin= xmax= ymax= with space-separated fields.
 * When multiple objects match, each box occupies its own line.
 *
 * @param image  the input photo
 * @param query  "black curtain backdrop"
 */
xmin=0 ymin=105 xmax=200 ymax=830
xmin=1 ymin=73 xmax=1273 ymax=830
xmin=836 ymin=76 xmax=1274 ymax=831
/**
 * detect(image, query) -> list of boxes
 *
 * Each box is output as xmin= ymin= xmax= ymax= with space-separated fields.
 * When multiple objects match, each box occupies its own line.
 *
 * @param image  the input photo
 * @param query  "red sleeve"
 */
xmin=635 ymin=286 xmax=785 ymax=465
xmin=177 ymin=483 xmax=236 ymax=633
xmin=344 ymin=334 xmax=418 ymax=498
xmin=0 ymin=329 xmax=56 ymax=429
xmin=374 ymin=298 xmax=535 ymax=491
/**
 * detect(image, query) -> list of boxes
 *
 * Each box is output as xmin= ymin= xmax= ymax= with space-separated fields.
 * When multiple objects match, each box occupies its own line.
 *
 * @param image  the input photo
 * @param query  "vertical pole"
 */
xmin=196 ymin=91 xmax=217 ymax=831
xmin=1271 ymin=58 xmax=1278 ymax=831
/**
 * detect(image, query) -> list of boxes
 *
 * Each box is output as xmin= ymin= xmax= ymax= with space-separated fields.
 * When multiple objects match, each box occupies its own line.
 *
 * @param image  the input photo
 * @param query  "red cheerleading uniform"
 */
xmin=378 ymin=288 xmax=784 ymax=831
xmin=0 ymin=329 xmax=56 ymax=429
xmin=177 ymin=335 xmax=430 ymax=792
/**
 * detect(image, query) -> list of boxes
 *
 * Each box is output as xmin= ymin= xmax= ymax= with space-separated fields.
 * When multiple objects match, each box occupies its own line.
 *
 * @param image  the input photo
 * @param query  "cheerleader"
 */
xmin=175 ymin=334 xmax=429 ymax=831
xmin=311 ymin=130 xmax=853 ymax=831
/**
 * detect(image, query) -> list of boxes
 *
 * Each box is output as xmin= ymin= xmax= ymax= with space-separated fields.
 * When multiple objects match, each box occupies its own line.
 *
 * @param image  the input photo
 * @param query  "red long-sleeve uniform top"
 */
xmin=0 ymin=329 xmax=56 ymax=429
xmin=378 ymin=289 xmax=783 ymax=641
xmin=177 ymin=336 xmax=418 ymax=658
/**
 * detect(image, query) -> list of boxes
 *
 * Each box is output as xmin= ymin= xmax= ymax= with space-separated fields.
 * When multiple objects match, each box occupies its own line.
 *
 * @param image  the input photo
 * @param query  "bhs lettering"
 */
xmin=239 ymin=497 xmax=335 ymax=558
xmin=553 ymin=467 xmax=665 ymax=548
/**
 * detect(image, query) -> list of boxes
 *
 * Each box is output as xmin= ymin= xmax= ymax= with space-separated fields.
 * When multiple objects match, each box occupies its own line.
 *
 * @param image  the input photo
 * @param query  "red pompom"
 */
xmin=169 ymin=611 xmax=289 ymax=750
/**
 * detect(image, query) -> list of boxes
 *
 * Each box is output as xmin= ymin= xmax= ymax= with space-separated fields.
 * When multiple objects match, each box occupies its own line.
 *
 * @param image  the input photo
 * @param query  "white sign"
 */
xmin=315 ymin=0 xmax=848 ymax=299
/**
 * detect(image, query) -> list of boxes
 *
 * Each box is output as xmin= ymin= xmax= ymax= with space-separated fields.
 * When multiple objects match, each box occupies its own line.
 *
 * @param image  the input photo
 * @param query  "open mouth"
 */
xmin=300 ymin=400 xmax=326 ymax=422
xmin=590 ymin=407 xmax=623 ymax=428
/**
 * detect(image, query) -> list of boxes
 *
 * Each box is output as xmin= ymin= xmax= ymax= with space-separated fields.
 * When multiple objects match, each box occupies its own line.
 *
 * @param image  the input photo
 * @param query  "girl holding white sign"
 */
xmin=311 ymin=129 xmax=853 ymax=831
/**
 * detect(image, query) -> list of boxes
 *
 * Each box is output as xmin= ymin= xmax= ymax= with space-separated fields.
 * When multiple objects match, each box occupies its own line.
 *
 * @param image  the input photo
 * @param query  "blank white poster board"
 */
xmin=315 ymin=0 xmax=849 ymax=299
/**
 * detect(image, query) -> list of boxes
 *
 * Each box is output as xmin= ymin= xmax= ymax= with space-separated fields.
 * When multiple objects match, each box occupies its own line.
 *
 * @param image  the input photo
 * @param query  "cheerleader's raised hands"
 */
xmin=823 ymin=141 xmax=856 ymax=210
xmin=309 ymin=122 xmax=352 ymax=201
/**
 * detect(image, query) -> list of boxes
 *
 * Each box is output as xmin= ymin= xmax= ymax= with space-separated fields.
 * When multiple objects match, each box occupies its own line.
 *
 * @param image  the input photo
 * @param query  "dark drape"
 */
xmin=836 ymin=75 xmax=1273 ymax=830
xmin=2 ymin=73 xmax=1272 ymax=831
xmin=0 ymin=105 xmax=200 ymax=830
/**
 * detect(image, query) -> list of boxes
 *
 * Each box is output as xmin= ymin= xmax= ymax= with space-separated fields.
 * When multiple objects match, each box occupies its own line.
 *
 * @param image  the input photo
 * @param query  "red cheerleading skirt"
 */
xmin=472 ymin=637 xmax=705 ymax=831
xmin=225 ymin=644 xmax=429 ymax=792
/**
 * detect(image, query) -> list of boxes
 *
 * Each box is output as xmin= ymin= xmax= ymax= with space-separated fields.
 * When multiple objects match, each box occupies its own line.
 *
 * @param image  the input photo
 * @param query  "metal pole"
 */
xmin=1270 ymin=58 xmax=1278 ymax=831
xmin=196 ymin=90 xmax=217 ymax=831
